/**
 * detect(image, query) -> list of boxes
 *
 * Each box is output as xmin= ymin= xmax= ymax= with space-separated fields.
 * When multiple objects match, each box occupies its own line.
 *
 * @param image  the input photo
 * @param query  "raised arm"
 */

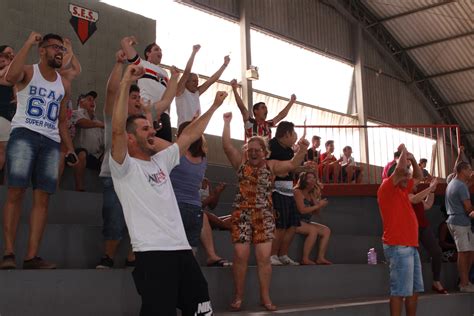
xmin=230 ymin=79 xmax=250 ymax=122
xmin=120 ymin=36 xmax=139 ymax=60
xmin=222 ymin=112 xmax=242 ymax=170
xmin=111 ymin=65 xmax=145 ymax=164
xmin=270 ymin=137 xmax=309 ymax=177
xmin=104 ymin=50 xmax=126 ymax=117
xmin=152 ymin=66 xmax=179 ymax=116
xmin=176 ymin=91 xmax=227 ymax=155
xmin=271 ymin=94 xmax=296 ymax=125
xmin=408 ymin=178 xmax=438 ymax=204
xmin=198 ymin=55 xmax=230 ymax=95
xmin=5 ymin=31 xmax=41 ymax=85
xmin=177 ymin=44 xmax=200 ymax=96
xmin=58 ymin=80 xmax=78 ymax=166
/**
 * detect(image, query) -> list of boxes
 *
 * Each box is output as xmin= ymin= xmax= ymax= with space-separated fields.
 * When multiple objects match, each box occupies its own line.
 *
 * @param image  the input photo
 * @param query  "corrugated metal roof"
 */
xmin=363 ymin=0 xmax=474 ymax=144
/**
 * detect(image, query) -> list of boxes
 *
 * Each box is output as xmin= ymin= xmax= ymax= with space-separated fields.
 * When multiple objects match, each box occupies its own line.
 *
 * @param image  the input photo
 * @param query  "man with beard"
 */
xmin=0 ymin=32 xmax=77 ymax=270
xmin=96 ymin=50 xmax=179 ymax=269
xmin=110 ymin=64 xmax=227 ymax=315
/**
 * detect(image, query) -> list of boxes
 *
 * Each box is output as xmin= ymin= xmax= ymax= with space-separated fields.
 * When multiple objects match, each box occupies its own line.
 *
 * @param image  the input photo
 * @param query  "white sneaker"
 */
xmin=459 ymin=282 xmax=474 ymax=293
xmin=270 ymin=255 xmax=283 ymax=266
xmin=278 ymin=255 xmax=300 ymax=266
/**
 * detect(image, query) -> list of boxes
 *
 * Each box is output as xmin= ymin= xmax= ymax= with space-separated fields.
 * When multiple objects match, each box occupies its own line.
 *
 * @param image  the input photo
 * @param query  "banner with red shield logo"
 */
xmin=69 ymin=4 xmax=99 ymax=44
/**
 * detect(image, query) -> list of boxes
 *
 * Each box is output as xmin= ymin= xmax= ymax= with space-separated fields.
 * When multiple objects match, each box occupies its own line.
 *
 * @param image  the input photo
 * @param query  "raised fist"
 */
xmin=193 ymin=44 xmax=201 ymax=53
xmin=116 ymin=49 xmax=127 ymax=63
xmin=290 ymin=94 xmax=296 ymax=102
xmin=27 ymin=32 xmax=42 ymax=46
xmin=121 ymin=36 xmax=137 ymax=46
xmin=214 ymin=91 xmax=228 ymax=107
xmin=230 ymin=79 xmax=239 ymax=89
xmin=169 ymin=65 xmax=180 ymax=78
xmin=123 ymin=65 xmax=145 ymax=83
xmin=223 ymin=112 xmax=232 ymax=123
xmin=224 ymin=55 xmax=230 ymax=66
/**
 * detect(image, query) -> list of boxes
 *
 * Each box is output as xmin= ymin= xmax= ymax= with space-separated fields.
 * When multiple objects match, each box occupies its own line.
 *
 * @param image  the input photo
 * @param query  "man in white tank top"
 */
xmin=0 ymin=32 xmax=77 ymax=270
xmin=175 ymin=44 xmax=230 ymax=128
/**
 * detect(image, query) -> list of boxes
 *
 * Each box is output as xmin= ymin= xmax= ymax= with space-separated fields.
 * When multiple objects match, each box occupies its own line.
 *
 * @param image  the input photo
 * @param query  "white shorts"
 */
xmin=447 ymin=224 xmax=474 ymax=252
xmin=0 ymin=117 xmax=11 ymax=142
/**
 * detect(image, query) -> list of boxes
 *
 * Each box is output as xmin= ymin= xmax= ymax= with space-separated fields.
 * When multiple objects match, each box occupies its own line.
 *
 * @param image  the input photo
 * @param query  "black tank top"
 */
xmin=0 ymin=84 xmax=16 ymax=121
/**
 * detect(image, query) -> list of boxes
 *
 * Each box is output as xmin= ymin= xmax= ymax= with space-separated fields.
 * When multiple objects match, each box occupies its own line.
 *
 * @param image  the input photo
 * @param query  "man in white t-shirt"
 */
xmin=120 ymin=36 xmax=173 ymax=142
xmin=110 ymin=64 xmax=227 ymax=315
xmin=175 ymin=44 xmax=230 ymax=128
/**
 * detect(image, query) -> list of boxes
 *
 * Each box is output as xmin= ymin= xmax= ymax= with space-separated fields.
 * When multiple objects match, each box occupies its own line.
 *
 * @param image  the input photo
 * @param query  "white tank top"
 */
xmin=175 ymin=89 xmax=201 ymax=128
xmin=12 ymin=64 xmax=65 ymax=142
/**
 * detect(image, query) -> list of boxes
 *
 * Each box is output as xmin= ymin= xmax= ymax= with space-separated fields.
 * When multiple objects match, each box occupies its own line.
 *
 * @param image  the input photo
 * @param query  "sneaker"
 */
xmin=0 ymin=254 xmax=16 ymax=270
xmin=278 ymin=255 xmax=300 ymax=266
xmin=270 ymin=255 xmax=283 ymax=266
xmin=23 ymin=257 xmax=57 ymax=269
xmin=459 ymin=283 xmax=474 ymax=293
xmin=96 ymin=255 xmax=114 ymax=269
xmin=125 ymin=259 xmax=135 ymax=268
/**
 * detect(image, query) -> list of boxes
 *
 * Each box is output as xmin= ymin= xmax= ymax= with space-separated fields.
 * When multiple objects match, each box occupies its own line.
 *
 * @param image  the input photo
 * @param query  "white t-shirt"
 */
xmin=176 ymin=89 xmax=201 ymax=128
xmin=109 ymin=143 xmax=191 ymax=252
xmin=341 ymin=155 xmax=356 ymax=167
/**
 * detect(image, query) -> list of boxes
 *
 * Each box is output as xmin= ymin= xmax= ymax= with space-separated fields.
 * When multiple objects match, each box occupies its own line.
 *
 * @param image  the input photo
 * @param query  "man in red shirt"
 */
xmin=377 ymin=144 xmax=423 ymax=316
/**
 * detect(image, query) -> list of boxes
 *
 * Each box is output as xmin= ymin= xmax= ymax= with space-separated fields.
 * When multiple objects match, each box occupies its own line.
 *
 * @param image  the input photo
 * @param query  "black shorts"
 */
xmin=132 ymin=250 xmax=212 ymax=316
xmin=341 ymin=165 xmax=361 ymax=181
xmin=74 ymin=148 xmax=102 ymax=171
xmin=272 ymin=192 xmax=301 ymax=229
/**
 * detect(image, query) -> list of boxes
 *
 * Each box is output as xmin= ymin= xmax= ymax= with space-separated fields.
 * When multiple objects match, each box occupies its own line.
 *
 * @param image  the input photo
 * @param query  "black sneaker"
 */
xmin=96 ymin=256 xmax=114 ymax=269
xmin=0 ymin=254 xmax=16 ymax=270
xmin=125 ymin=259 xmax=135 ymax=268
xmin=23 ymin=257 xmax=57 ymax=269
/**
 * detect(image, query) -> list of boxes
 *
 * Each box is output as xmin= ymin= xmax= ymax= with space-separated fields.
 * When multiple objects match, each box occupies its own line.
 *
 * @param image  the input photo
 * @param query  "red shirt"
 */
xmin=377 ymin=178 xmax=418 ymax=247
xmin=412 ymin=202 xmax=429 ymax=228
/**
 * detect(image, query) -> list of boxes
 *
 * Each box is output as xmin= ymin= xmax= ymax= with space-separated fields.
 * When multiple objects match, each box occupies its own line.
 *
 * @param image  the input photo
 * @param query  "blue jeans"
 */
xmin=6 ymin=127 xmax=60 ymax=194
xmin=383 ymin=244 xmax=424 ymax=297
xmin=178 ymin=202 xmax=203 ymax=248
xmin=101 ymin=177 xmax=127 ymax=240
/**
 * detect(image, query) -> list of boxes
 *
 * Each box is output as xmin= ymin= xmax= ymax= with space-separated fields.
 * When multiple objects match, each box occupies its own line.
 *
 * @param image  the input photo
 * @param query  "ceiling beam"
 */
xmin=439 ymin=99 xmax=474 ymax=110
xmin=395 ymin=31 xmax=474 ymax=54
xmin=415 ymin=66 xmax=474 ymax=82
xmin=366 ymin=0 xmax=455 ymax=27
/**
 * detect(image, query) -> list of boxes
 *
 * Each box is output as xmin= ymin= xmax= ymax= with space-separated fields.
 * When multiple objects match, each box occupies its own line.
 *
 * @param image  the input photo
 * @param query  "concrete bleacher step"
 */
xmin=0 ymin=223 xmax=388 ymax=267
xmin=215 ymin=293 xmax=474 ymax=316
xmin=0 ymin=263 xmax=463 ymax=315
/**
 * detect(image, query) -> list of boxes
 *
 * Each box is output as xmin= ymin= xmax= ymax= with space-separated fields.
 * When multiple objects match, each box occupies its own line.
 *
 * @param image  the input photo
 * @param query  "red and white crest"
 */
xmin=69 ymin=4 xmax=99 ymax=44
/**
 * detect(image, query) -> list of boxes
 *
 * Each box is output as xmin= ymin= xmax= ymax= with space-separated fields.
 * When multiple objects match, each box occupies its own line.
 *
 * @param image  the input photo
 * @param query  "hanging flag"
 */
xmin=69 ymin=4 xmax=99 ymax=44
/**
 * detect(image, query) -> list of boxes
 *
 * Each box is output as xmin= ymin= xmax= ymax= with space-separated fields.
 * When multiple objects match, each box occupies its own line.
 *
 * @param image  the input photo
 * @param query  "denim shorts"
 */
xmin=383 ymin=244 xmax=424 ymax=297
xmin=101 ymin=177 xmax=127 ymax=240
xmin=178 ymin=202 xmax=203 ymax=248
xmin=6 ymin=127 xmax=60 ymax=194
